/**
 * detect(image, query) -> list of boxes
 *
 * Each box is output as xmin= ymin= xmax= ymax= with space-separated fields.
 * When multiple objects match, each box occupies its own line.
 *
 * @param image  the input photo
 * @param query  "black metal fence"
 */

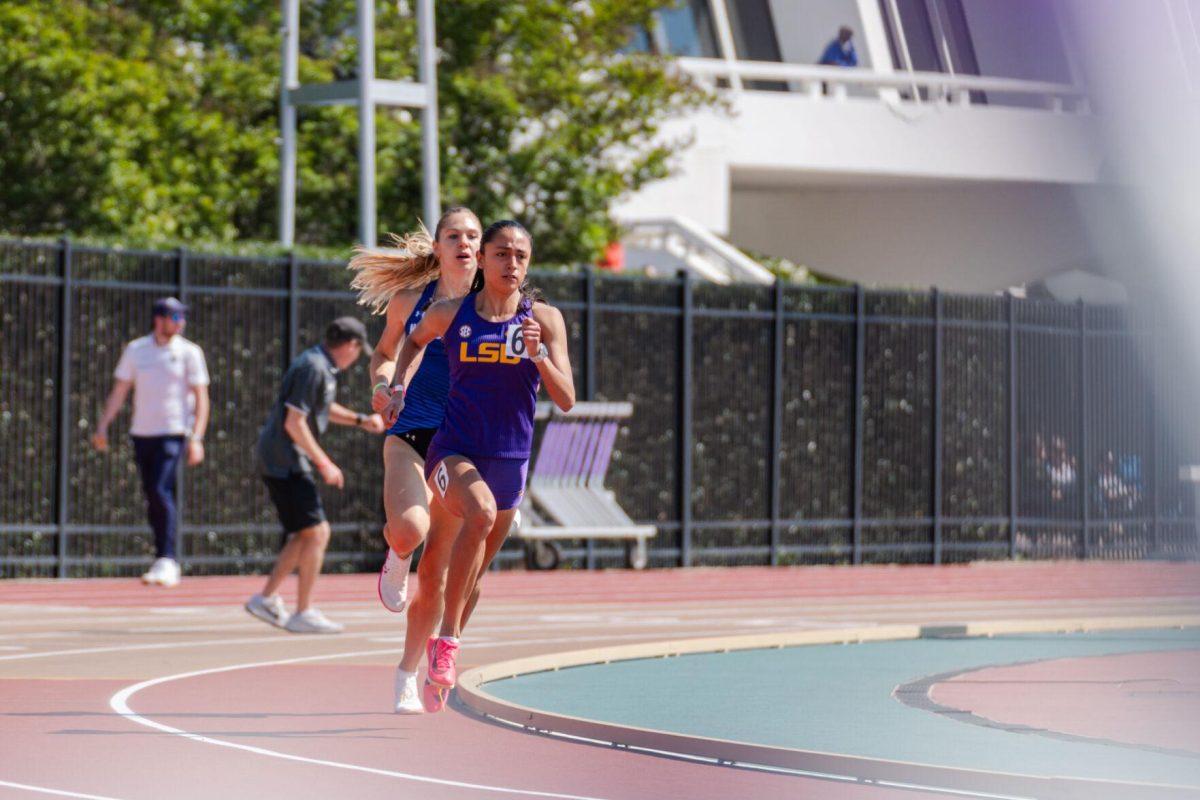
xmin=2 ymin=238 xmax=1197 ymax=577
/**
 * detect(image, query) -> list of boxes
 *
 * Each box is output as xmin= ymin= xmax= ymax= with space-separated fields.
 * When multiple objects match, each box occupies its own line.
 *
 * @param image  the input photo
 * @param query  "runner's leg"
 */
xmin=430 ymin=457 xmax=496 ymax=639
xmin=457 ymin=508 xmax=516 ymax=630
xmin=382 ymin=435 xmax=430 ymax=556
xmin=399 ymin=498 xmax=461 ymax=673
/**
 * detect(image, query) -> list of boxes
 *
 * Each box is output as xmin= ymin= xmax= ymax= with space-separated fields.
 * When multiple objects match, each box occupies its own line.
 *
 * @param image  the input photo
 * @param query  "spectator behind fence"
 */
xmin=245 ymin=317 xmax=385 ymax=634
xmin=1097 ymin=450 xmax=1138 ymax=517
xmin=819 ymin=26 xmax=858 ymax=67
xmin=1046 ymin=435 xmax=1078 ymax=504
xmin=92 ymin=297 xmax=210 ymax=588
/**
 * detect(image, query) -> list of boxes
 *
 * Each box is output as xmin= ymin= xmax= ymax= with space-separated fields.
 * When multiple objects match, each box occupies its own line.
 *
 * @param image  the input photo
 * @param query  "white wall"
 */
xmin=614 ymin=87 xmax=1102 ymax=235
xmin=768 ymin=0 xmax=873 ymax=67
xmin=614 ymin=104 xmax=733 ymax=234
xmin=728 ymin=182 xmax=1102 ymax=291
xmin=727 ymin=91 xmax=1100 ymax=183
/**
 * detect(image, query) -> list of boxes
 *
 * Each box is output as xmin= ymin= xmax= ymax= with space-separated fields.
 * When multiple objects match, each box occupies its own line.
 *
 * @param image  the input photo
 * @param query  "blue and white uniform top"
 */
xmin=387 ymin=280 xmax=450 ymax=434
xmin=430 ymin=294 xmax=542 ymax=460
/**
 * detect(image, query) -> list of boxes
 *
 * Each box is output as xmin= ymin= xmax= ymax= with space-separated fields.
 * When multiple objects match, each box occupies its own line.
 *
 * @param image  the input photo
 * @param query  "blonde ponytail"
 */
xmin=347 ymin=226 xmax=441 ymax=314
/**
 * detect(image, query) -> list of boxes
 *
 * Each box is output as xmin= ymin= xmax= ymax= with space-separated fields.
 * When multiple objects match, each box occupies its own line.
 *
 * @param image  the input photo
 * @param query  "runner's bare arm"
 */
xmin=392 ymin=297 xmax=462 ymax=391
xmin=369 ymin=291 xmax=421 ymax=411
xmin=528 ymin=303 xmax=575 ymax=412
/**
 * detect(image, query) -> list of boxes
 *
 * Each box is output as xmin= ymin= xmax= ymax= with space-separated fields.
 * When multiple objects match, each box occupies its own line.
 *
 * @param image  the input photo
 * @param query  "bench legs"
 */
xmin=626 ymin=539 xmax=648 ymax=570
xmin=524 ymin=540 xmax=562 ymax=571
xmin=522 ymin=539 xmax=648 ymax=570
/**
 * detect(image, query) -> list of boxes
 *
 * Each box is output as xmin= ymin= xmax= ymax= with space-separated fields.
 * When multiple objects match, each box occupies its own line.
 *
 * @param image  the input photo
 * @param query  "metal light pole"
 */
xmin=278 ymin=0 xmax=441 ymax=247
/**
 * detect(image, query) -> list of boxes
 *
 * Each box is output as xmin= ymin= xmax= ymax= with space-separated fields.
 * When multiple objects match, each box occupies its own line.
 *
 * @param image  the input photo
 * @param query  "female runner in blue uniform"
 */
xmin=385 ymin=219 xmax=575 ymax=692
xmin=349 ymin=206 xmax=485 ymax=713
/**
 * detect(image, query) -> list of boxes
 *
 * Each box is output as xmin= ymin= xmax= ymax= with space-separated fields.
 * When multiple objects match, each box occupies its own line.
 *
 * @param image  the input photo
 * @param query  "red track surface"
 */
xmin=1 ymin=562 xmax=1198 ymax=800
xmin=2 ymin=561 xmax=1199 ymax=607
xmin=930 ymin=650 xmax=1200 ymax=755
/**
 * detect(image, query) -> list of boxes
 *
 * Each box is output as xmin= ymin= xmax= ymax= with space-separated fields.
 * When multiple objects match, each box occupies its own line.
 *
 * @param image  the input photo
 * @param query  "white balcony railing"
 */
xmin=622 ymin=216 xmax=776 ymax=285
xmin=675 ymin=57 xmax=1089 ymax=114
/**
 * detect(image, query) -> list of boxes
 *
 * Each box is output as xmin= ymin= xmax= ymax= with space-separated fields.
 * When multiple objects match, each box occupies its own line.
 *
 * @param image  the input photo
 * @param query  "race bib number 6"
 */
xmin=434 ymin=461 xmax=450 ymax=498
xmin=504 ymin=324 xmax=530 ymax=360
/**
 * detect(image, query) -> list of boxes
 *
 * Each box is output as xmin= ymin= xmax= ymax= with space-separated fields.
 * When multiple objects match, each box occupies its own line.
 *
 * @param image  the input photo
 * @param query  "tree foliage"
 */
xmin=0 ymin=0 xmax=711 ymax=261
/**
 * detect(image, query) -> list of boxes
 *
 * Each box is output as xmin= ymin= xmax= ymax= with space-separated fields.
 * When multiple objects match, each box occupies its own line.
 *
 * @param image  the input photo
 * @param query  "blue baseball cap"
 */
xmin=152 ymin=297 xmax=188 ymax=318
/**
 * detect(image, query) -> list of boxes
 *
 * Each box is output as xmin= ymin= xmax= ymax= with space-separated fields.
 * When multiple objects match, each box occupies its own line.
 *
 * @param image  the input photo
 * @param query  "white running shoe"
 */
xmin=377 ymin=548 xmax=412 ymax=613
xmin=284 ymin=608 xmax=344 ymax=634
xmin=509 ymin=508 xmax=522 ymax=535
xmin=141 ymin=557 xmax=180 ymax=587
xmin=245 ymin=593 xmax=290 ymax=628
xmin=393 ymin=669 xmax=424 ymax=714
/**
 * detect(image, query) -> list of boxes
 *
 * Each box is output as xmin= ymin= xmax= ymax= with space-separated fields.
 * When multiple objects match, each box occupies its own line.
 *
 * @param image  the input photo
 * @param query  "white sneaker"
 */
xmin=245 ymin=593 xmax=290 ymax=628
xmin=285 ymin=608 xmax=344 ymax=634
xmin=141 ymin=558 xmax=180 ymax=587
xmin=509 ymin=508 xmax=522 ymax=535
xmin=393 ymin=669 xmax=424 ymax=714
xmin=377 ymin=548 xmax=412 ymax=613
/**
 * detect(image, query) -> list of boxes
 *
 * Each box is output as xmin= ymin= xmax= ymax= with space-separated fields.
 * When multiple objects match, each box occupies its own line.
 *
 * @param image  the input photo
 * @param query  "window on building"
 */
xmin=624 ymin=0 xmax=720 ymax=58
xmin=659 ymin=0 xmax=721 ymax=57
xmin=879 ymin=0 xmax=1073 ymax=105
xmin=727 ymin=0 xmax=786 ymax=90
xmin=727 ymin=0 xmax=783 ymax=61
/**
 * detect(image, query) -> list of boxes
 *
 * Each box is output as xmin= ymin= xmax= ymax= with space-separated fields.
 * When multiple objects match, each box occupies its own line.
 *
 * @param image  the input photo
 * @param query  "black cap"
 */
xmin=152 ymin=297 xmax=188 ymax=317
xmin=325 ymin=316 xmax=373 ymax=355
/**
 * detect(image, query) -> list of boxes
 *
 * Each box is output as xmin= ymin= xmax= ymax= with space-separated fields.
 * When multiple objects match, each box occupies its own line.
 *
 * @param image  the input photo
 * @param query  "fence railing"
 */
xmin=1 ymin=238 xmax=1196 ymax=577
xmin=676 ymin=57 xmax=1089 ymax=112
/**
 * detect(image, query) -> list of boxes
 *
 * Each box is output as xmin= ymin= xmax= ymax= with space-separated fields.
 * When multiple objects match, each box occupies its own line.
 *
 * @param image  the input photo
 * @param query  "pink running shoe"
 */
xmin=427 ymin=636 xmax=460 ymax=688
xmin=422 ymin=678 xmax=448 ymax=713
xmin=425 ymin=636 xmax=437 ymax=669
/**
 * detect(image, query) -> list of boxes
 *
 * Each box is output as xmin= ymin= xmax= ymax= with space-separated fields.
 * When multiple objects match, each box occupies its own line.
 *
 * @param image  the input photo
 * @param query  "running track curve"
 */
xmin=1 ymin=562 xmax=1198 ymax=800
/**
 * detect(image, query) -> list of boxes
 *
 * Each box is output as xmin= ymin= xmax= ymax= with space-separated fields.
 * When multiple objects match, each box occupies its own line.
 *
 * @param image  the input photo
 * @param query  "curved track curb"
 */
xmin=457 ymin=615 xmax=1200 ymax=800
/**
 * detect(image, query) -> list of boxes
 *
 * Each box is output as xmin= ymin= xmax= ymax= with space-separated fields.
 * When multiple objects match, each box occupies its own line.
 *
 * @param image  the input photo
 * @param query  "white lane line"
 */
xmin=108 ymin=648 xmax=613 ymax=800
xmin=370 ymin=632 xmax=678 ymax=648
xmin=3 ymin=596 xmax=1194 ymax=628
xmin=0 ymin=634 xmax=306 ymax=663
xmin=1 ymin=601 xmax=1184 ymax=637
xmin=0 ymin=618 xmax=839 ymax=663
xmin=0 ymin=779 xmax=129 ymax=800
xmin=0 ymin=632 xmax=82 ymax=641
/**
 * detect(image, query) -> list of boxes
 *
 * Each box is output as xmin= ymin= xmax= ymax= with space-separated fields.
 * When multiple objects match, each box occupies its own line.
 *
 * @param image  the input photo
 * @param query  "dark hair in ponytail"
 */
xmin=478 ymin=219 xmax=543 ymax=310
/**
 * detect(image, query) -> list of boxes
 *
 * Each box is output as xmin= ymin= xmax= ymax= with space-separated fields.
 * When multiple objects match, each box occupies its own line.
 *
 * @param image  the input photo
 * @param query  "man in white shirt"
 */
xmin=92 ymin=297 xmax=211 ymax=587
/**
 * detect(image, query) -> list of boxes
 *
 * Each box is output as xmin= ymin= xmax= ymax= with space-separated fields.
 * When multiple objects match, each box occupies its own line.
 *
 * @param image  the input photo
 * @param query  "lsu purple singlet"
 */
xmin=425 ymin=293 xmax=542 ymax=509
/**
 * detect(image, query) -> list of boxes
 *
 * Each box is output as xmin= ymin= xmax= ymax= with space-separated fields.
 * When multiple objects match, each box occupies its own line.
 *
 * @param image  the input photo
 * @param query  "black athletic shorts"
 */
xmin=262 ymin=471 xmax=326 ymax=541
xmin=390 ymin=427 xmax=437 ymax=460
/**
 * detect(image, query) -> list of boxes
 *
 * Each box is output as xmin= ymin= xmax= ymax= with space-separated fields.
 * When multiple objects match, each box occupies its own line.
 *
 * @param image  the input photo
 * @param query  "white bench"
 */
xmin=513 ymin=401 xmax=656 ymax=569
xmin=1180 ymin=467 xmax=1200 ymax=545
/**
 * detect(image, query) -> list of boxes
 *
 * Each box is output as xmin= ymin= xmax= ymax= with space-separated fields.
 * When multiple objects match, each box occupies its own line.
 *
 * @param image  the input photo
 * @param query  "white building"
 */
xmin=613 ymin=0 xmax=1130 ymax=293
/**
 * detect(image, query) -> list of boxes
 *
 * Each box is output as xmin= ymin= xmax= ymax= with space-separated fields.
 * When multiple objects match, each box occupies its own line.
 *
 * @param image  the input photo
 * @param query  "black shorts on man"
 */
xmin=262 ymin=472 xmax=326 ymax=541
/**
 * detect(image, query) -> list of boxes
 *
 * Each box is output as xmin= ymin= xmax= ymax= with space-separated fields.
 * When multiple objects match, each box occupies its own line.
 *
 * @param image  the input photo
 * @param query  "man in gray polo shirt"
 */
xmin=246 ymin=317 xmax=385 ymax=634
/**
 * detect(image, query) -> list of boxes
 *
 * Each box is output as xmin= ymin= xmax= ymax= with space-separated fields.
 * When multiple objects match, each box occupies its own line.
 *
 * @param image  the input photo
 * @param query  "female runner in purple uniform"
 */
xmin=349 ymin=207 xmax=485 ymax=713
xmin=385 ymin=220 xmax=575 ymax=692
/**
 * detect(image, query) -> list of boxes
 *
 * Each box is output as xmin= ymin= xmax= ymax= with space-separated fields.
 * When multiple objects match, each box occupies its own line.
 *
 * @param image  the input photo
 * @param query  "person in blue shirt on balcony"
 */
xmin=819 ymin=26 xmax=858 ymax=67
